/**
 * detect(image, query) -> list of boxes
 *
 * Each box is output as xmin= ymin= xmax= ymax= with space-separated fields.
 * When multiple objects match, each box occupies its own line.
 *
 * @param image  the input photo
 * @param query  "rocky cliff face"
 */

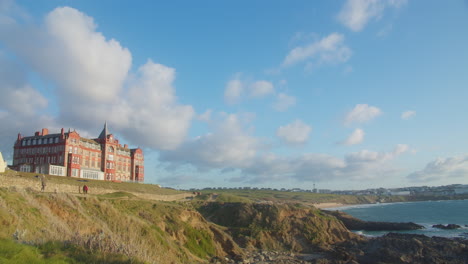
xmin=324 ymin=210 xmax=424 ymax=231
xmin=197 ymin=202 xmax=360 ymax=253
xmin=321 ymin=233 xmax=468 ymax=264
xmin=1 ymin=185 xmax=467 ymax=264
xmin=0 ymin=187 xmax=242 ymax=263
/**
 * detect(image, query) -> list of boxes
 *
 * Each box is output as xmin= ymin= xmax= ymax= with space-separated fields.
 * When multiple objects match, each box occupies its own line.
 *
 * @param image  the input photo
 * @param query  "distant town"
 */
xmin=197 ymin=184 xmax=468 ymax=197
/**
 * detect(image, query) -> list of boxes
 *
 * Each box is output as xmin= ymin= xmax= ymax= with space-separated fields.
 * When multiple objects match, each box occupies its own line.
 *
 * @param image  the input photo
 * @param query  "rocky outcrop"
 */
xmin=319 ymin=233 xmax=468 ymax=264
xmin=433 ymin=224 xmax=462 ymax=229
xmin=198 ymin=203 xmax=360 ymax=253
xmin=323 ymin=210 xmax=424 ymax=231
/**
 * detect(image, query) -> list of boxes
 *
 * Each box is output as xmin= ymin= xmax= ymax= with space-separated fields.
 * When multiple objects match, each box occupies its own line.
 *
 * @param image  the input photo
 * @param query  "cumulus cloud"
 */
xmin=337 ymin=0 xmax=408 ymax=32
xmin=340 ymin=128 xmax=365 ymax=145
xmin=282 ymin=33 xmax=352 ymax=68
xmin=273 ymin=93 xmax=296 ymax=112
xmin=224 ymin=78 xmax=243 ymax=105
xmin=159 ymin=105 xmax=408 ymax=185
xmin=240 ymin=144 xmax=409 ymax=184
xmin=159 ymin=113 xmax=260 ymax=170
xmin=401 ymin=110 xmax=416 ymax=120
xmin=197 ymin=109 xmax=212 ymax=122
xmin=117 ymin=60 xmax=195 ymax=150
xmin=0 ymin=54 xmax=55 ymax=160
xmin=344 ymin=104 xmax=382 ymax=125
xmin=0 ymin=6 xmax=193 ymax=150
xmin=0 ymin=56 xmax=48 ymax=116
xmin=224 ymin=77 xmax=275 ymax=104
xmin=276 ymin=120 xmax=312 ymax=145
xmin=408 ymin=156 xmax=468 ymax=183
xmin=249 ymin=80 xmax=274 ymax=98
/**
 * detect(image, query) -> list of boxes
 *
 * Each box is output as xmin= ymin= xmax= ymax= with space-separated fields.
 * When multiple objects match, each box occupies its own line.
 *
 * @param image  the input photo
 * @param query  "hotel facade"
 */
xmin=12 ymin=123 xmax=144 ymax=182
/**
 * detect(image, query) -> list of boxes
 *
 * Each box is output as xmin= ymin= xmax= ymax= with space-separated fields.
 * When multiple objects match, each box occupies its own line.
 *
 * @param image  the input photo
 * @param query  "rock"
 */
xmin=324 ymin=210 xmax=425 ymax=231
xmin=330 ymin=233 xmax=468 ymax=264
xmin=432 ymin=224 xmax=462 ymax=229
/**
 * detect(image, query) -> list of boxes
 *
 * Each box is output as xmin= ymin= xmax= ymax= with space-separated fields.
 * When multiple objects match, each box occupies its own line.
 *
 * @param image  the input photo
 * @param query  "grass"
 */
xmin=97 ymin=192 xmax=136 ymax=199
xmin=0 ymin=171 xmax=183 ymax=195
xmin=183 ymin=225 xmax=216 ymax=259
xmin=0 ymin=238 xmax=144 ymax=264
xmin=193 ymin=188 xmax=381 ymax=205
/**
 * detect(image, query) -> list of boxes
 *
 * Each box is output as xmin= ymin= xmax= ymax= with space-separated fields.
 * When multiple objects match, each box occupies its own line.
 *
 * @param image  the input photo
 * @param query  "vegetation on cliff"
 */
xmin=0 ymin=185 xmax=239 ymax=263
xmin=1 ymin=171 xmax=467 ymax=264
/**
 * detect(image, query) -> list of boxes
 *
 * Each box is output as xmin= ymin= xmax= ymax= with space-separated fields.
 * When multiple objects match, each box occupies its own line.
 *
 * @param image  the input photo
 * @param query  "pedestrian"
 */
xmin=41 ymin=175 xmax=47 ymax=192
xmin=83 ymin=185 xmax=88 ymax=194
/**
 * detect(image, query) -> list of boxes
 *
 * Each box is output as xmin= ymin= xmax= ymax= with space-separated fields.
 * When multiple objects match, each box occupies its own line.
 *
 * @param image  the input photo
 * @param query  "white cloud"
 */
xmin=241 ymin=144 xmax=409 ymax=184
xmin=0 ymin=55 xmax=48 ymax=116
xmin=341 ymin=128 xmax=365 ymax=145
xmin=118 ymin=60 xmax=195 ymax=150
xmin=0 ymin=6 xmax=193 ymax=150
xmin=249 ymin=80 xmax=274 ymax=98
xmin=197 ymin=109 xmax=212 ymax=122
xmin=344 ymin=104 xmax=382 ymax=125
xmin=401 ymin=110 xmax=416 ymax=120
xmin=276 ymin=119 xmax=312 ymax=145
xmin=282 ymin=33 xmax=352 ymax=68
xmin=224 ymin=78 xmax=243 ymax=105
xmin=337 ymin=0 xmax=408 ymax=32
xmin=408 ymin=155 xmax=468 ymax=182
xmin=273 ymin=93 xmax=296 ymax=112
xmin=224 ymin=77 xmax=275 ymax=104
xmin=160 ymin=114 xmax=260 ymax=169
xmin=0 ymin=54 xmax=55 ymax=157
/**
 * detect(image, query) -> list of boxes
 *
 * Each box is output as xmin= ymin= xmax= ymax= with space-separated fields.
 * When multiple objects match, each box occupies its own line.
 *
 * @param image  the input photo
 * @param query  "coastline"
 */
xmin=313 ymin=202 xmax=345 ymax=209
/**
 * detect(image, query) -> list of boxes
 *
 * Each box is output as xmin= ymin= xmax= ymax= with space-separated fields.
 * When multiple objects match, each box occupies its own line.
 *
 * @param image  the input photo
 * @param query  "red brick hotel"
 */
xmin=12 ymin=123 xmax=144 ymax=182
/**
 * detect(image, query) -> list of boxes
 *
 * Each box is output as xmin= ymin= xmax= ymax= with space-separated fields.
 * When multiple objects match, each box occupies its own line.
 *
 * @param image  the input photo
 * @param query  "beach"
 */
xmin=313 ymin=202 xmax=344 ymax=209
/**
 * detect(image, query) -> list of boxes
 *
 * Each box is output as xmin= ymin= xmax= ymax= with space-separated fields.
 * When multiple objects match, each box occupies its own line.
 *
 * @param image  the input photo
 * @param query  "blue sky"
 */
xmin=1 ymin=0 xmax=468 ymax=190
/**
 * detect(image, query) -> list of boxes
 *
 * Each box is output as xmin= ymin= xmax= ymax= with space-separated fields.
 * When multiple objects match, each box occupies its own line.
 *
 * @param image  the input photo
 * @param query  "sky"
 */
xmin=1 ymin=0 xmax=468 ymax=190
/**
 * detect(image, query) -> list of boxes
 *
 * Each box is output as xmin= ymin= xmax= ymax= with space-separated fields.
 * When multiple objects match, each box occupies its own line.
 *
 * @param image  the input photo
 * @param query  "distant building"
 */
xmin=11 ymin=123 xmax=144 ymax=182
xmin=0 ymin=151 xmax=6 ymax=173
xmin=454 ymin=186 xmax=468 ymax=195
xmin=389 ymin=191 xmax=411 ymax=196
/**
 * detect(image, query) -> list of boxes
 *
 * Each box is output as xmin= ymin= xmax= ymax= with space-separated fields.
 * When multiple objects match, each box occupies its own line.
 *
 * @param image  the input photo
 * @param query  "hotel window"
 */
xmin=54 ymin=137 xmax=58 ymax=143
xmin=69 ymin=146 xmax=72 ymax=153
xmin=74 ymin=147 xmax=78 ymax=154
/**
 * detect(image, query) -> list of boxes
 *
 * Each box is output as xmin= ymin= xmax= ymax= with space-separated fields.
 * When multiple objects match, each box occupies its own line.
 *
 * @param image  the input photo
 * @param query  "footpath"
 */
xmin=0 ymin=172 xmax=192 ymax=202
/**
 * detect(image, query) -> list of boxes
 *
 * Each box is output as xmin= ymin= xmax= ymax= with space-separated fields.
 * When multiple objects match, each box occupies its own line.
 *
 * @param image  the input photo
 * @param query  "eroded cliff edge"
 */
xmin=1 ymin=186 xmax=467 ymax=264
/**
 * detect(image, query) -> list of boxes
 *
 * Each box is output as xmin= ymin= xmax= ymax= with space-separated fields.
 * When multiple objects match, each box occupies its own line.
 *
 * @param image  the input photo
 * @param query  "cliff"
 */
xmin=0 ymin=186 xmax=242 ymax=263
xmin=324 ymin=210 xmax=424 ymax=231
xmin=1 ymin=172 xmax=467 ymax=264
xmin=197 ymin=202 xmax=360 ymax=253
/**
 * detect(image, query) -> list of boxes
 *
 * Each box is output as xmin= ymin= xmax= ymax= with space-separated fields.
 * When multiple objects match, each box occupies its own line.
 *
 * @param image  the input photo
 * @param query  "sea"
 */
xmin=328 ymin=199 xmax=468 ymax=239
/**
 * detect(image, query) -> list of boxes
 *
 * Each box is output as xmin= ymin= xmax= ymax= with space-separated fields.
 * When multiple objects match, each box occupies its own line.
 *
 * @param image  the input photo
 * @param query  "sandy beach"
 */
xmin=313 ymin=202 xmax=345 ymax=209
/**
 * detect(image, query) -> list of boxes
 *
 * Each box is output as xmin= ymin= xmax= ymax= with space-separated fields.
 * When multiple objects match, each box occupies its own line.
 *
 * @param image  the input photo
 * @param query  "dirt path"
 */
xmin=0 ymin=172 xmax=192 ymax=202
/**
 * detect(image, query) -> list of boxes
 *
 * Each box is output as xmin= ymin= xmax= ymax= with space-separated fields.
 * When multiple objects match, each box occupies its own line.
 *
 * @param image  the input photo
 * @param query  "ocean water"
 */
xmin=329 ymin=199 xmax=468 ymax=239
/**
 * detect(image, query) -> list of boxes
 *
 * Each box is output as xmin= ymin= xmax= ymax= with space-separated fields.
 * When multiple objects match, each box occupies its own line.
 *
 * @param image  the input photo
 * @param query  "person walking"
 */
xmin=83 ymin=185 xmax=88 ymax=194
xmin=40 ymin=175 xmax=47 ymax=192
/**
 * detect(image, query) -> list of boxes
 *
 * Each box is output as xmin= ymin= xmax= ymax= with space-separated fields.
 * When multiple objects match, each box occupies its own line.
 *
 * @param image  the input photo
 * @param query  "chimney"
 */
xmin=42 ymin=128 xmax=49 ymax=136
xmin=17 ymin=133 xmax=22 ymax=141
xmin=61 ymin=128 xmax=64 ymax=136
xmin=124 ymin=144 xmax=128 ymax=149
xmin=35 ymin=131 xmax=40 ymax=136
